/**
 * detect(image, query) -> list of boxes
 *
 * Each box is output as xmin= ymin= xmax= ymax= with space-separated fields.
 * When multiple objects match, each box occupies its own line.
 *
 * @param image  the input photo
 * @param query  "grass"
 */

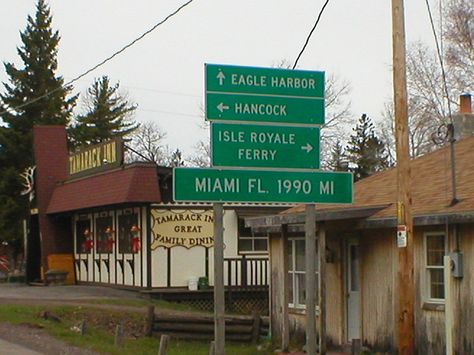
xmin=0 ymin=304 xmax=273 ymax=354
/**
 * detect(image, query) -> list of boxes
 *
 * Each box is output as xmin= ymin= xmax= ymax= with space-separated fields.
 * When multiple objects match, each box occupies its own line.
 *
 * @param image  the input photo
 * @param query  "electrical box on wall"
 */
xmin=450 ymin=252 xmax=463 ymax=278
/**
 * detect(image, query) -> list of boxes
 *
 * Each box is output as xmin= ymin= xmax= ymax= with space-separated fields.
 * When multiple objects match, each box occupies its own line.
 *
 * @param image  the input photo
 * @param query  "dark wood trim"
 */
xmin=146 ymin=205 xmax=152 ymax=289
xmin=167 ymin=248 xmax=171 ymax=287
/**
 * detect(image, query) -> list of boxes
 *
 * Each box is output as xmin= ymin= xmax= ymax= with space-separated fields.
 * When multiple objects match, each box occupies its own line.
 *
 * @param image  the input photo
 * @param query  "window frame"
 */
xmin=423 ymin=231 xmax=447 ymax=304
xmin=287 ymin=236 xmax=319 ymax=310
xmin=237 ymin=217 xmax=268 ymax=255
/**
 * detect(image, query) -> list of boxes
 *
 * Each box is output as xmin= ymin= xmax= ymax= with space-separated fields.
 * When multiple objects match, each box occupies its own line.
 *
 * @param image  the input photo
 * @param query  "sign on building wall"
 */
xmin=69 ymin=138 xmax=123 ymax=177
xmin=150 ymin=209 xmax=214 ymax=249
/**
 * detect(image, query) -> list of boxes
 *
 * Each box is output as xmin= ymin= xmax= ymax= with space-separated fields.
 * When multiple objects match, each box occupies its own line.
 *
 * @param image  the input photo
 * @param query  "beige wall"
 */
xmin=269 ymin=222 xmax=474 ymax=353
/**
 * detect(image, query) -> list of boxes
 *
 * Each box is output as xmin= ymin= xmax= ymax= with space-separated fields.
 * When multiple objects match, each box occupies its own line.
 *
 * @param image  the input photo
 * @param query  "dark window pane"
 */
xmin=254 ymin=238 xmax=268 ymax=251
xmin=238 ymin=239 xmax=252 ymax=252
xmin=287 ymin=240 xmax=293 ymax=270
xmin=96 ymin=216 xmax=113 ymax=254
xmin=75 ymin=220 xmax=91 ymax=254
xmin=295 ymin=240 xmax=305 ymax=271
xmin=288 ymin=272 xmax=294 ymax=304
xmin=429 ymin=269 xmax=445 ymax=299
xmin=427 ymin=235 xmax=445 ymax=266
xmin=297 ymin=273 xmax=305 ymax=305
xmin=118 ymin=213 xmax=138 ymax=254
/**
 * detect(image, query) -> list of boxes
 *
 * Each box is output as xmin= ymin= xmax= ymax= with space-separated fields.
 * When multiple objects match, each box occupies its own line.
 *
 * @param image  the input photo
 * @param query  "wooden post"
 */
xmin=158 ymin=334 xmax=170 ymax=355
xmin=145 ymin=305 xmax=155 ymax=336
xmin=391 ymin=0 xmax=415 ymax=353
xmin=280 ymin=225 xmax=290 ymax=351
xmin=318 ymin=223 xmax=327 ymax=354
xmin=79 ymin=320 xmax=86 ymax=336
xmin=209 ymin=341 xmax=215 ymax=355
xmin=213 ymin=203 xmax=225 ymax=355
xmin=444 ymin=255 xmax=453 ymax=355
xmin=114 ymin=324 xmax=124 ymax=347
xmin=251 ymin=310 xmax=261 ymax=344
xmin=305 ymin=204 xmax=317 ymax=354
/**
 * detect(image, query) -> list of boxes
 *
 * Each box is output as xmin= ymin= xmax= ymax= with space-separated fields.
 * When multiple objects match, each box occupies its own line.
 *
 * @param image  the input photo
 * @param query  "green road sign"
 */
xmin=206 ymin=93 xmax=324 ymax=125
xmin=174 ymin=168 xmax=353 ymax=204
xmin=206 ymin=64 xmax=325 ymax=98
xmin=205 ymin=64 xmax=325 ymax=125
xmin=211 ymin=123 xmax=320 ymax=169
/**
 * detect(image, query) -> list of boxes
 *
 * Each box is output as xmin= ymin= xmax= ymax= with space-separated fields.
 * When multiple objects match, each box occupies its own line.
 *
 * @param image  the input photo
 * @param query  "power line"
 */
xmin=424 ymin=0 xmax=453 ymax=121
xmin=292 ymin=0 xmax=330 ymax=69
xmin=0 ymin=0 xmax=195 ymax=116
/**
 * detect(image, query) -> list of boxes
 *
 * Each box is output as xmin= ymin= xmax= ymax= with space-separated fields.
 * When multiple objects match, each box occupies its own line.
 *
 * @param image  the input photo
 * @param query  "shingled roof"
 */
xmin=47 ymin=163 xmax=162 ymax=214
xmin=283 ymin=135 xmax=474 ymax=221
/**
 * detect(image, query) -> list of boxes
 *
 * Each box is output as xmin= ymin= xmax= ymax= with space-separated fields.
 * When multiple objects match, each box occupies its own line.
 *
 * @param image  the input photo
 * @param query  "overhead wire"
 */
xmin=292 ymin=0 xmax=330 ymax=69
xmin=0 ymin=0 xmax=195 ymax=116
xmin=424 ymin=0 xmax=453 ymax=121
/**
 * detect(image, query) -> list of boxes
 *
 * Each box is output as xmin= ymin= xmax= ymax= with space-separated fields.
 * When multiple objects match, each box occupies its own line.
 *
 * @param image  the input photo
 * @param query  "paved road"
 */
xmin=0 ymin=338 xmax=43 ymax=355
xmin=0 ymin=282 xmax=143 ymax=301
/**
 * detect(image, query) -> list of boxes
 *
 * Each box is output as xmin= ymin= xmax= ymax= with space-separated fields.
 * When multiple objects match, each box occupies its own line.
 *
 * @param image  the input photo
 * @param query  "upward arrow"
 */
xmin=216 ymin=71 xmax=225 ymax=85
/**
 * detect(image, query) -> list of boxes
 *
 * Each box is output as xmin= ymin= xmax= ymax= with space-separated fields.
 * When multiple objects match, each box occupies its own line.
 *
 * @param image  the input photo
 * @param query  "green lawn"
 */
xmin=0 ymin=304 xmax=273 ymax=355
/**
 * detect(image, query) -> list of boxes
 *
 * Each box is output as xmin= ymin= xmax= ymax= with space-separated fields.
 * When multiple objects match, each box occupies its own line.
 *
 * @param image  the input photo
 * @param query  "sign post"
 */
xmin=173 ymin=64 xmax=353 ymax=354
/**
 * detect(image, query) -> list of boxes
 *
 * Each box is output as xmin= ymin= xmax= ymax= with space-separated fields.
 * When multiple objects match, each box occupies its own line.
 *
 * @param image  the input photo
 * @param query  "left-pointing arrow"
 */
xmin=217 ymin=103 xmax=229 ymax=113
xmin=301 ymin=143 xmax=313 ymax=153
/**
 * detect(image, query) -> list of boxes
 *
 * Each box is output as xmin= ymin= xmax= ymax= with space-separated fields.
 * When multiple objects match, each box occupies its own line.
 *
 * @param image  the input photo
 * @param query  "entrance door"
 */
xmin=346 ymin=240 xmax=361 ymax=341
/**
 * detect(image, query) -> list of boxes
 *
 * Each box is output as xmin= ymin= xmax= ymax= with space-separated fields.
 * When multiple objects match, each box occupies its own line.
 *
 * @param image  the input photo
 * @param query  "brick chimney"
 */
xmin=453 ymin=94 xmax=474 ymax=140
xmin=460 ymin=93 xmax=472 ymax=114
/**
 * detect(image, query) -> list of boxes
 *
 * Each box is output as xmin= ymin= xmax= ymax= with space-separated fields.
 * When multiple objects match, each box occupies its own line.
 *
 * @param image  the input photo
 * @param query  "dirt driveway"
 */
xmin=0 ymin=283 xmax=146 ymax=354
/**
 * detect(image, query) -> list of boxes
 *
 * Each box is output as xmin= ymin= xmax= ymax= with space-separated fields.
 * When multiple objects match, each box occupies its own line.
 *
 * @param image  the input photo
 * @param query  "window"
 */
xmin=424 ymin=232 xmax=446 ymax=302
xmin=75 ymin=218 xmax=91 ymax=254
xmin=238 ymin=217 xmax=268 ymax=253
xmin=287 ymin=237 xmax=319 ymax=308
xmin=118 ymin=212 xmax=139 ymax=254
xmin=96 ymin=215 xmax=114 ymax=254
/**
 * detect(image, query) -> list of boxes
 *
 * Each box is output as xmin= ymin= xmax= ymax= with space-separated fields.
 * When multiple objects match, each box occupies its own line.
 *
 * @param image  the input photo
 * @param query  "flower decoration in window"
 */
xmin=131 ymin=224 xmax=141 ymax=253
xmin=83 ymin=228 xmax=93 ymax=253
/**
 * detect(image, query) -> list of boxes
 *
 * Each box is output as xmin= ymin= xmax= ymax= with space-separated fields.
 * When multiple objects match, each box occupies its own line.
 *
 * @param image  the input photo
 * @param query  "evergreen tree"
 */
xmin=0 ymin=0 xmax=76 ymax=246
xmin=346 ymin=114 xmax=390 ymax=181
xmin=327 ymin=140 xmax=348 ymax=172
xmin=70 ymin=76 xmax=138 ymax=147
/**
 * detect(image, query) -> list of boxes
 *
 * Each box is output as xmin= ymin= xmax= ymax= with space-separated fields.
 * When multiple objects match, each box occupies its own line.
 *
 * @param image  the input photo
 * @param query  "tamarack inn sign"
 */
xmin=151 ymin=210 xmax=214 ymax=249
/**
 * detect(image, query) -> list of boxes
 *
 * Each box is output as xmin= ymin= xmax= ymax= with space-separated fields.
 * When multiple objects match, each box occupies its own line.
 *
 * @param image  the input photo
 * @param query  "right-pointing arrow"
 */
xmin=217 ymin=103 xmax=229 ymax=113
xmin=301 ymin=143 xmax=313 ymax=153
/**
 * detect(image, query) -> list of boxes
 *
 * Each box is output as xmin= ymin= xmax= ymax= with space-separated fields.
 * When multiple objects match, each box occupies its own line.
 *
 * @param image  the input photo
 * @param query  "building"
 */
xmin=247 ymin=96 xmax=474 ymax=353
xmin=27 ymin=125 xmax=286 ymax=311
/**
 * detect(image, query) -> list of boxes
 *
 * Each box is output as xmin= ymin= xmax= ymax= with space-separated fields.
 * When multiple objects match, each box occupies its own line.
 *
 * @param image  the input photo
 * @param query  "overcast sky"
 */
xmin=0 ymin=1 xmax=439 ymax=157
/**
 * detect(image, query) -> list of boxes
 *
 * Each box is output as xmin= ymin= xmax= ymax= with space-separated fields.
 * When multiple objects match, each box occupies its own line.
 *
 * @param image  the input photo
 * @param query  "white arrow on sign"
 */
xmin=301 ymin=143 xmax=313 ymax=153
xmin=217 ymin=103 xmax=229 ymax=113
xmin=216 ymin=71 xmax=225 ymax=85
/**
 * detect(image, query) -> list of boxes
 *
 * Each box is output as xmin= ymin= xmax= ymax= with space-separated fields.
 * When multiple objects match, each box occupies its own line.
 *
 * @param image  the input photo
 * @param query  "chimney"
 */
xmin=453 ymin=94 xmax=474 ymax=141
xmin=460 ymin=93 xmax=472 ymax=114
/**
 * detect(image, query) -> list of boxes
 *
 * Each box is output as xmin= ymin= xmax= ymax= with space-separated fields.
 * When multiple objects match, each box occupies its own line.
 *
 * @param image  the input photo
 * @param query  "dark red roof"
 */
xmin=47 ymin=164 xmax=162 ymax=214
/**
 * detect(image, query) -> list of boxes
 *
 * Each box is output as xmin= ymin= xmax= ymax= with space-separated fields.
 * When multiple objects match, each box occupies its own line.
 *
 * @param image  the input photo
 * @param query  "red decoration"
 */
xmin=83 ymin=229 xmax=93 ymax=253
xmin=105 ymin=226 xmax=115 ymax=253
xmin=131 ymin=225 xmax=141 ymax=253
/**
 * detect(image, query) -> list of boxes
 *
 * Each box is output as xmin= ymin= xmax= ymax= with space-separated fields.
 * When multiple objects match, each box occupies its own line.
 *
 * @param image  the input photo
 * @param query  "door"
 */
xmin=346 ymin=239 xmax=361 ymax=341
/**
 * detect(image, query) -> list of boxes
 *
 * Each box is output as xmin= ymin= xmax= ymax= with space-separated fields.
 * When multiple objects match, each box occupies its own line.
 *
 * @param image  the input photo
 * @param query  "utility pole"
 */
xmin=391 ymin=0 xmax=415 ymax=354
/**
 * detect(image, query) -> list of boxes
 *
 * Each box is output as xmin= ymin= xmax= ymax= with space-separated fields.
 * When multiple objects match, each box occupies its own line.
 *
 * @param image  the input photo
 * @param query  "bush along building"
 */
xmin=246 ymin=95 xmax=474 ymax=353
xmin=27 ymin=125 xmax=287 ymax=313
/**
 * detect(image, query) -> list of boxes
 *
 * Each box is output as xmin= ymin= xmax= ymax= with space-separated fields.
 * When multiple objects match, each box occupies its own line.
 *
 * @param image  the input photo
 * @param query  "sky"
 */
xmin=0 ymin=0 xmax=439 ymax=158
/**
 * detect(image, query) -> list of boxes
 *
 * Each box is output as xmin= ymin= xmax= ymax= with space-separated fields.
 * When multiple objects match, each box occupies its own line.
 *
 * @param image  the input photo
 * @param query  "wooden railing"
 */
xmin=223 ymin=255 xmax=268 ymax=287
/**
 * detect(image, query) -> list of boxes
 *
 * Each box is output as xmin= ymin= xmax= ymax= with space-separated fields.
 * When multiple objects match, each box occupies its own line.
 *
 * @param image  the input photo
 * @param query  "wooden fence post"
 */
xmin=145 ymin=305 xmax=155 ymax=336
xmin=114 ymin=324 xmax=124 ymax=347
xmin=158 ymin=334 xmax=170 ymax=355
xmin=252 ymin=311 xmax=261 ymax=344
xmin=208 ymin=340 xmax=215 ymax=355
